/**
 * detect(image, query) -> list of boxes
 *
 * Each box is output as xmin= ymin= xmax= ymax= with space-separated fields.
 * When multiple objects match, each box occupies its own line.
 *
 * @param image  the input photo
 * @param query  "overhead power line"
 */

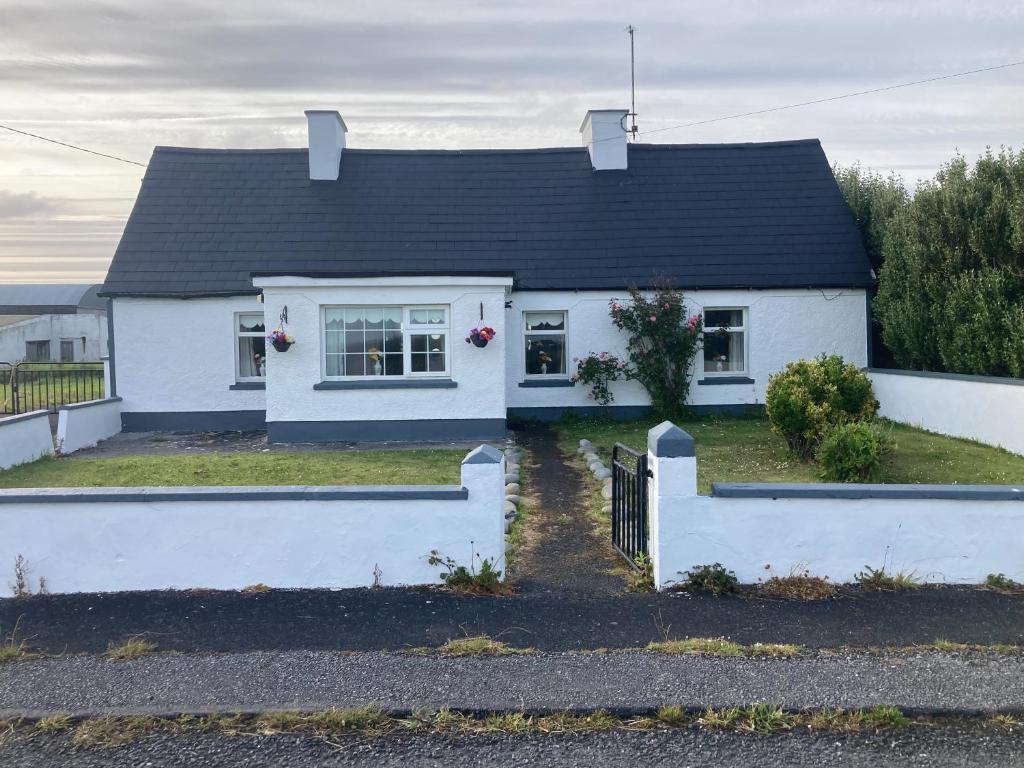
xmin=601 ymin=59 xmax=1024 ymax=144
xmin=0 ymin=123 xmax=146 ymax=167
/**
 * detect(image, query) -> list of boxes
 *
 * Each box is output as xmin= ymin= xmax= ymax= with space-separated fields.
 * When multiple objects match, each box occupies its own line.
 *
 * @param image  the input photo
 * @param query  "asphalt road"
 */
xmin=2 ymin=724 xmax=1023 ymax=767
xmin=3 ymin=650 xmax=1023 ymax=718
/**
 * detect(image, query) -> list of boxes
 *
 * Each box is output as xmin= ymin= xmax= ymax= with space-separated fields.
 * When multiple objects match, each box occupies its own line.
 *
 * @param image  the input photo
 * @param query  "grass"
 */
xmin=410 ymin=635 xmax=534 ymax=657
xmin=105 ymin=637 xmax=159 ymax=660
xmin=0 ymin=449 xmax=464 ymax=488
xmin=759 ymin=572 xmax=838 ymax=601
xmin=855 ymin=566 xmax=921 ymax=591
xmin=55 ymin=705 xmax=918 ymax=748
xmin=647 ymin=637 xmax=804 ymax=658
xmin=555 ymin=415 xmax=1024 ymax=493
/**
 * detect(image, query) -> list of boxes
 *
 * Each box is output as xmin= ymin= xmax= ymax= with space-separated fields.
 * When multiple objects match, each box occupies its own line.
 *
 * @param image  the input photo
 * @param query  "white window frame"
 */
xmin=321 ymin=305 xmax=451 ymax=380
xmin=701 ymin=306 xmax=748 ymax=377
xmin=235 ymin=312 xmax=267 ymax=383
xmin=523 ymin=309 xmax=569 ymax=380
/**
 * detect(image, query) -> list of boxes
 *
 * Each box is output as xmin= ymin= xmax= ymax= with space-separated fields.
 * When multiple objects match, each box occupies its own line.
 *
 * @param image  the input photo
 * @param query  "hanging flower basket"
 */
xmin=268 ymin=328 xmax=294 ymax=352
xmin=466 ymin=326 xmax=496 ymax=348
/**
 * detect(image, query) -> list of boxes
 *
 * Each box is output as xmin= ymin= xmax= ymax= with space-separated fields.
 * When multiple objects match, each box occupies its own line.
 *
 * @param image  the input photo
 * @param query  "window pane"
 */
xmin=411 ymin=354 xmax=427 ymax=372
xmin=703 ymin=330 xmax=744 ymax=373
xmin=384 ymin=308 xmax=402 ymax=330
xmin=385 ymin=329 xmax=403 ymax=351
xmin=344 ymin=354 xmax=366 ymax=376
xmin=324 ymin=309 xmax=345 ymax=331
xmin=365 ymin=330 xmax=384 ymax=353
xmin=364 ymin=308 xmax=383 ymax=329
xmin=367 ymin=348 xmax=384 ymax=375
xmin=409 ymin=309 xmax=429 ymax=324
xmin=705 ymin=309 xmax=743 ymax=329
xmin=238 ymin=313 xmax=265 ymax=333
xmin=525 ymin=335 xmax=565 ymax=375
xmin=345 ymin=331 xmax=365 ymax=353
xmin=344 ymin=308 xmax=364 ymax=330
xmin=427 ymin=334 xmax=445 ymax=353
xmin=325 ymin=332 xmax=344 ymax=354
xmin=238 ymin=336 xmax=267 ymax=378
xmin=326 ymin=354 xmax=344 ymax=377
xmin=525 ymin=311 xmax=565 ymax=331
xmin=428 ymin=308 xmax=446 ymax=325
xmin=384 ymin=353 xmax=404 ymax=376
xmin=411 ymin=334 xmax=427 ymax=353
xmin=428 ymin=353 xmax=445 ymax=371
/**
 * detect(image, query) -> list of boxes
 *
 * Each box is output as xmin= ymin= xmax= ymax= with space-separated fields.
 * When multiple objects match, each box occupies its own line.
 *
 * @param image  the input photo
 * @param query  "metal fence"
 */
xmin=0 ymin=361 xmax=105 ymax=415
xmin=611 ymin=442 xmax=651 ymax=568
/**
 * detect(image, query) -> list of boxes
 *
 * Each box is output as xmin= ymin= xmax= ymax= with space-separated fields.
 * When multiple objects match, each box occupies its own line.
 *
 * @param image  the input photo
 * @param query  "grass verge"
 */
xmin=408 ymin=635 xmax=534 ymax=657
xmin=105 ymin=637 xmax=159 ymax=661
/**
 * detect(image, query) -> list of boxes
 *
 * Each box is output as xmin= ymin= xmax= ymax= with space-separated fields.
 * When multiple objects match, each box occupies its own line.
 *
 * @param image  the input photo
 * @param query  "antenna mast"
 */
xmin=626 ymin=24 xmax=639 ymax=140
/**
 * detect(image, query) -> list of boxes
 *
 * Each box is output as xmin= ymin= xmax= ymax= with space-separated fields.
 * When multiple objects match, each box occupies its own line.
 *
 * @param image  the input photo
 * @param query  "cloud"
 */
xmin=0 ymin=190 xmax=60 ymax=220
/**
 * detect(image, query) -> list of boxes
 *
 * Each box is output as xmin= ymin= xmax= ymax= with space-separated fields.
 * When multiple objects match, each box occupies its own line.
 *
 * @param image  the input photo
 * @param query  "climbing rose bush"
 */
xmin=609 ymin=282 xmax=703 ymax=420
xmin=572 ymin=352 xmax=627 ymax=405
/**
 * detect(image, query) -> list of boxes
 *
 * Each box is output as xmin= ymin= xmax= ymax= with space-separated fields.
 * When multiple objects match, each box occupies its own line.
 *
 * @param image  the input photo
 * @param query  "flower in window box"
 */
xmin=465 ymin=326 xmax=496 ymax=348
xmin=267 ymin=328 xmax=294 ymax=352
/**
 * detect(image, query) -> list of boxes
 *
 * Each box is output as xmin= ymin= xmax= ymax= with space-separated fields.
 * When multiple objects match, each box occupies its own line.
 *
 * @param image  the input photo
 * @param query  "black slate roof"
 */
xmin=101 ymin=139 xmax=872 ymax=296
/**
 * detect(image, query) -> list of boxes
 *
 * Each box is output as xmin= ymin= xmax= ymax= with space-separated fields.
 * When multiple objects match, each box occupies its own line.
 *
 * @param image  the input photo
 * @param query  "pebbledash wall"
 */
xmin=0 ymin=445 xmax=505 ymax=594
xmin=110 ymin=285 xmax=866 ymax=438
xmin=646 ymin=422 xmax=1024 ymax=590
xmin=868 ymin=369 xmax=1024 ymax=457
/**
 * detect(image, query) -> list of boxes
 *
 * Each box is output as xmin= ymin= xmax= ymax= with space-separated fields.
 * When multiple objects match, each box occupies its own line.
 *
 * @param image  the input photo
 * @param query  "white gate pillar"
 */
xmin=647 ymin=421 xmax=698 ymax=590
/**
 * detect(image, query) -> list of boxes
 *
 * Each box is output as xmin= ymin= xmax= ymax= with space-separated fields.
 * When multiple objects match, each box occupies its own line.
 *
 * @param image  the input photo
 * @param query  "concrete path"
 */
xmin=3 ymin=650 xmax=1022 ymax=718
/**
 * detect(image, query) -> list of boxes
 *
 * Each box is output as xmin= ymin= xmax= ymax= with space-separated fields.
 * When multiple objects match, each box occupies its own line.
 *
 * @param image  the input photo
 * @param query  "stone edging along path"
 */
xmin=2 ymin=649 xmax=1023 ymax=719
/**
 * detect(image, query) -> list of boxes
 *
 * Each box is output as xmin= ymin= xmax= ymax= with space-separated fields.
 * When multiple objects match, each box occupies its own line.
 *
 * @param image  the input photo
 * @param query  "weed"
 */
xmin=0 ymin=618 xmax=37 ymax=663
xmin=647 ymin=637 xmax=804 ymax=658
xmin=860 ymin=704 xmax=911 ymax=729
xmin=985 ymin=573 xmax=1024 ymax=595
xmin=747 ymin=642 xmax=804 ymax=658
xmin=10 ymin=555 xmax=45 ymax=597
xmin=807 ymin=708 xmax=865 ymax=732
xmin=855 ymin=565 xmax=920 ymax=591
xmin=655 ymin=705 xmax=689 ymax=726
xmin=428 ymin=550 xmax=512 ymax=596
xmin=760 ymin=568 xmax=837 ymax=600
xmin=254 ymin=707 xmax=389 ymax=737
xmin=72 ymin=716 xmax=163 ymax=749
xmin=990 ymin=714 xmax=1022 ymax=729
xmin=698 ymin=707 xmax=742 ymax=729
xmin=105 ymin=637 xmax=158 ymax=661
xmin=534 ymin=710 xmax=617 ymax=733
xmin=241 ymin=583 xmax=271 ymax=594
xmin=927 ymin=639 xmax=1022 ymax=655
xmin=430 ymin=636 xmax=533 ymax=657
xmin=675 ymin=563 xmax=738 ymax=596
xmin=35 ymin=715 xmax=72 ymax=733
xmin=739 ymin=703 xmax=797 ymax=733
xmin=627 ymin=553 xmax=655 ymax=592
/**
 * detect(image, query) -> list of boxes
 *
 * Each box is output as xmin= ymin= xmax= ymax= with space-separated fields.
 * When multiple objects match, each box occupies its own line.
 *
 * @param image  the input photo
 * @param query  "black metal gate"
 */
xmin=611 ymin=442 xmax=651 ymax=567
xmin=0 ymin=362 xmax=105 ymax=415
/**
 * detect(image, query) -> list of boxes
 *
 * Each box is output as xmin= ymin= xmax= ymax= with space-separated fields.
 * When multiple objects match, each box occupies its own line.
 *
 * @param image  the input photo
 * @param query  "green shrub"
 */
xmin=816 ymin=421 xmax=895 ymax=482
xmin=675 ymin=563 xmax=738 ymax=596
xmin=765 ymin=355 xmax=878 ymax=457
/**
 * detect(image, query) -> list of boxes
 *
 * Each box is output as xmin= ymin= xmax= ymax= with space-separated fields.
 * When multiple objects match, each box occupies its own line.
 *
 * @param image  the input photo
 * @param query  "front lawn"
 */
xmin=0 ymin=449 xmax=464 ymax=488
xmin=555 ymin=415 xmax=1024 ymax=494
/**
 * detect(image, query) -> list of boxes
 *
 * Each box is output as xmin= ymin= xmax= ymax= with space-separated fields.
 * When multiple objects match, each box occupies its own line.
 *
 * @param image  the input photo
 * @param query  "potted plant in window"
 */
xmin=267 ymin=327 xmax=294 ymax=352
xmin=465 ymin=326 xmax=496 ymax=348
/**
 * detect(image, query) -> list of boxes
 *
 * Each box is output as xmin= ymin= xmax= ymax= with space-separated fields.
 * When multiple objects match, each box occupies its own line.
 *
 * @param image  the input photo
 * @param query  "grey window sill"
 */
xmin=229 ymin=382 xmax=266 ymax=390
xmin=314 ymin=379 xmax=457 ymax=390
xmin=519 ymin=379 xmax=575 ymax=388
xmin=698 ymin=376 xmax=755 ymax=386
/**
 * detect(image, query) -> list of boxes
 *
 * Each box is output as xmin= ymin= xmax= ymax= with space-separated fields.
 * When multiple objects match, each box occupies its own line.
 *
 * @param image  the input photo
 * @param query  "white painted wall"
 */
xmin=0 ymin=313 xmax=107 ymax=363
xmin=0 ymin=449 xmax=505 ymax=594
xmin=56 ymin=397 xmax=122 ymax=454
xmin=870 ymin=370 xmax=1024 ymax=457
xmin=648 ymin=435 xmax=1024 ymax=589
xmin=112 ymin=296 xmax=265 ymax=414
xmin=257 ymin=279 xmax=509 ymax=424
xmin=507 ymin=288 xmax=867 ymax=411
xmin=0 ymin=411 xmax=54 ymax=470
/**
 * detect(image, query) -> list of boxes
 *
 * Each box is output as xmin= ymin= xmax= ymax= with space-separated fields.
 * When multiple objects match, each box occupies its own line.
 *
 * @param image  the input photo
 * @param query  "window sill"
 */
xmin=698 ymin=376 xmax=755 ymax=386
xmin=518 ymin=379 xmax=574 ymax=388
xmin=229 ymin=382 xmax=266 ymax=390
xmin=314 ymin=379 xmax=457 ymax=390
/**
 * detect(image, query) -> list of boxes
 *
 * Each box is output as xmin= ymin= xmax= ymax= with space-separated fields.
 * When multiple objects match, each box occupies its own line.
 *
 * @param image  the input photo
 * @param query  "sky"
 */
xmin=0 ymin=0 xmax=1021 ymax=284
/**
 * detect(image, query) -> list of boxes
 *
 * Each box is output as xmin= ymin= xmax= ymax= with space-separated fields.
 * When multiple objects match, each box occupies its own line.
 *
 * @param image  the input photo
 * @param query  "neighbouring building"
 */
xmin=99 ymin=109 xmax=872 ymax=441
xmin=0 ymin=284 xmax=108 ymax=364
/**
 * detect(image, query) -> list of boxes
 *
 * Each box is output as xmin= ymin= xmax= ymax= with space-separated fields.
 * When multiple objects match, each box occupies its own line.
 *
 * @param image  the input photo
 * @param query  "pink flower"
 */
xmin=650 ymin=315 xmax=657 ymax=322
xmin=599 ymin=351 xmax=606 ymax=358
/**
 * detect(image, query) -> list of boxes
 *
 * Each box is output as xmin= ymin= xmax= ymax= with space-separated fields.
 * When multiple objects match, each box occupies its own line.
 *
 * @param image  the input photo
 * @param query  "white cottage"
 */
xmin=99 ymin=109 xmax=872 ymax=441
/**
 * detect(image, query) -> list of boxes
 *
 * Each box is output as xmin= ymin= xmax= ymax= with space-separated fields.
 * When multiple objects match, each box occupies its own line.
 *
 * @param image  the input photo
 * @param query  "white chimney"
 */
xmin=305 ymin=110 xmax=347 ymax=181
xmin=580 ymin=109 xmax=628 ymax=171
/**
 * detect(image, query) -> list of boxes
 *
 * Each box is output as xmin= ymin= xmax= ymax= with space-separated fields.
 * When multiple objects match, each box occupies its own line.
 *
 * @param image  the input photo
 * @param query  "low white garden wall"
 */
xmin=868 ymin=368 xmax=1024 ymax=456
xmin=0 ymin=445 xmax=505 ymax=594
xmin=646 ymin=422 xmax=1024 ymax=589
xmin=0 ymin=411 xmax=53 ymax=470
xmin=56 ymin=396 xmax=122 ymax=454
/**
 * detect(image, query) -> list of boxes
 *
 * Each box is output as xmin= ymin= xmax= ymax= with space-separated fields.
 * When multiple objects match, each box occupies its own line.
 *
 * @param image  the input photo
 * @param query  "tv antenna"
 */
xmin=625 ymin=24 xmax=639 ymax=140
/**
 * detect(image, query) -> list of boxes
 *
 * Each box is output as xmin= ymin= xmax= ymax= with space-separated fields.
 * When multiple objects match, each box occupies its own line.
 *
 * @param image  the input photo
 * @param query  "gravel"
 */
xmin=3 ymin=722 xmax=1023 ymax=767
xmin=2 ymin=650 xmax=1022 ymax=718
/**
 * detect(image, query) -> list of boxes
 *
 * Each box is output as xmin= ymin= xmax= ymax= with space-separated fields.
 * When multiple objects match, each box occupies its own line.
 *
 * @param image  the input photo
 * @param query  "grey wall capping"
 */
xmin=867 ymin=367 xmax=1024 ymax=387
xmin=58 ymin=396 xmax=123 ymax=412
xmin=713 ymin=482 xmax=1024 ymax=501
xmin=229 ymin=382 xmax=265 ymax=390
xmin=518 ymin=379 xmax=575 ymax=388
xmin=698 ymin=376 xmax=755 ymax=386
xmin=463 ymin=444 xmax=504 ymax=465
xmin=648 ymin=420 xmax=696 ymax=458
xmin=0 ymin=485 xmax=469 ymax=505
xmin=314 ymin=379 xmax=457 ymax=390
xmin=0 ymin=409 xmax=50 ymax=426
